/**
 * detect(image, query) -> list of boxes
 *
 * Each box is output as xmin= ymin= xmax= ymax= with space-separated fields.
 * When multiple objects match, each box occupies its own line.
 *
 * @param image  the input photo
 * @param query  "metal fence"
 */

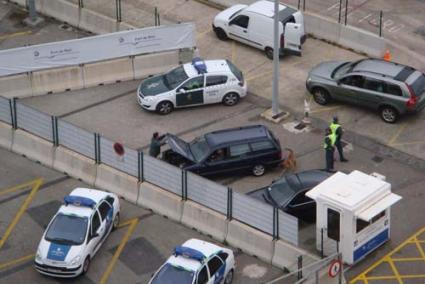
xmin=0 ymin=97 xmax=300 ymax=245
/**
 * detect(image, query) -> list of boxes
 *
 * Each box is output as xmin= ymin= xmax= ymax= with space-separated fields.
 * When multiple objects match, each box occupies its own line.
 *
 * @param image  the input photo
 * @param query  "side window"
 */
xmin=250 ymin=141 xmax=274 ymax=152
xmin=385 ymin=83 xmax=402 ymax=96
xmin=356 ymin=211 xmax=386 ymax=233
xmin=106 ymin=196 xmax=115 ymax=206
xmin=340 ymin=75 xmax=364 ymax=88
xmin=181 ymin=76 xmax=204 ymax=91
xmin=362 ymin=78 xmax=385 ymax=93
xmin=229 ymin=144 xmax=251 ymax=158
xmin=91 ymin=211 xmax=101 ymax=235
xmin=98 ymin=201 xmax=112 ymax=221
xmin=290 ymin=193 xmax=310 ymax=206
xmin=207 ymin=256 xmax=224 ymax=276
xmin=231 ymin=15 xmax=249 ymax=28
xmin=327 ymin=208 xmax=340 ymax=241
xmin=206 ymin=75 xmax=228 ymax=87
xmin=218 ymin=252 xmax=229 ymax=262
xmin=207 ymin=148 xmax=227 ymax=162
xmin=197 ymin=266 xmax=209 ymax=284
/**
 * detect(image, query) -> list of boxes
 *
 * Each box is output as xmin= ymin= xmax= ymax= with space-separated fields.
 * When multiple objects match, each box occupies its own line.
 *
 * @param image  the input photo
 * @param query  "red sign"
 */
xmin=328 ymin=259 xmax=342 ymax=278
xmin=113 ymin=142 xmax=125 ymax=156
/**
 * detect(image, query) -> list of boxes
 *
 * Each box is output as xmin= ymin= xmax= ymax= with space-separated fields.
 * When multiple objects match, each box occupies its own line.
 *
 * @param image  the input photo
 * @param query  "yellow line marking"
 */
xmin=386 ymin=256 xmax=403 ymax=284
xmin=99 ymin=218 xmax=139 ymax=284
xmin=365 ymin=274 xmax=425 ymax=280
xmin=392 ymin=257 xmax=425 ymax=262
xmin=309 ymin=106 xmax=341 ymax=114
xmin=246 ymin=70 xmax=273 ymax=82
xmin=350 ymin=227 xmax=425 ymax=284
xmin=0 ymin=254 xmax=35 ymax=271
xmin=0 ymin=31 xmax=32 ymax=40
xmin=388 ymin=123 xmax=407 ymax=146
xmin=391 ymin=140 xmax=425 ymax=147
xmin=414 ymin=236 xmax=425 ymax=260
xmin=0 ymin=178 xmax=43 ymax=250
xmin=231 ymin=41 xmax=236 ymax=63
xmin=0 ymin=179 xmax=42 ymax=197
xmin=197 ymin=29 xmax=211 ymax=39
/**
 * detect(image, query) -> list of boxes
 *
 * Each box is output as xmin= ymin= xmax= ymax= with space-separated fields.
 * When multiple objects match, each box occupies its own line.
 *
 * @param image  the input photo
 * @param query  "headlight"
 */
xmin=306 ymin=77 xmax=312 ymax=83
xmin=143 ymin=96 xmax=156 ymax=102
xmin=70 ymin=255 xmax=81 ymax=266
xmin=35 ymin=249 xmax=42 ymax=262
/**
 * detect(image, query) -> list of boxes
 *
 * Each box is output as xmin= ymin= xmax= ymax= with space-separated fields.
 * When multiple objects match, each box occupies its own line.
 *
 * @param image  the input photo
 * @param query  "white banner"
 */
xmin=0 ymin=23 xmax=195 ymax=76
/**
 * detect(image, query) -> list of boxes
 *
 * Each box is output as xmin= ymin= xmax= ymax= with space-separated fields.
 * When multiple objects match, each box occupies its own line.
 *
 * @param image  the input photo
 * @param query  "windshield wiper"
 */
xmin=47 ymin=237 xmax=78 ymax=245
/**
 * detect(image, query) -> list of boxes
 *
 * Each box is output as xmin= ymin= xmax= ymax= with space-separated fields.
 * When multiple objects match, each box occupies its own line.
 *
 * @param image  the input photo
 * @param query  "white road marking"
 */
xmin=242 ymin=264 xmax=268 ymax=279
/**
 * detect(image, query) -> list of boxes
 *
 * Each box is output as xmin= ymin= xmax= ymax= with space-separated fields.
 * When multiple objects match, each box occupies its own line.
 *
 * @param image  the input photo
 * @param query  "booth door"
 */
xmin=322 ymin=207 xmax=341 ymax=256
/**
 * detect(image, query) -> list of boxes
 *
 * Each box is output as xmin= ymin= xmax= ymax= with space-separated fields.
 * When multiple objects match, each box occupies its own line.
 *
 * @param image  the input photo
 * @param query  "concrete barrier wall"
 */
xmin=79 ymin=8 xmax=119 ymax=34
xmin=133 ymin=51 xmax=180 ymax=79
xmin=11 ymin=129 xmax=54 ymax=167
xmin=0 ymin=73 xmax=32 ymax=99
xmin=31 ymin=66 xmax=84 ymax=95
xmin=53 ymin=146 xmax=97 ymax=185
xmin=226 ymin=220 xmax=275 ymax=263
xmin=181 ymin=201 xmax=228 ymax=242
xmin=95 ymin=164 xmax=139 ymax=203
xmin=0 ymin=122 xmax=13 ymax=150
xmin=83 ymin=58 xmax=134 ymax=88
xmin=37 ymin=0 xmax=80 ymax=28
xmin=272 ymin=240 xmax=316 ymax=271
xmin=137 ymin=182 xmax=183 ymax=222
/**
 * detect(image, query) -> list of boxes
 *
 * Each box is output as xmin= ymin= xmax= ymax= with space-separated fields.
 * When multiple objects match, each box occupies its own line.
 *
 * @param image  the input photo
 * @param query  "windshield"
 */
xmin=268 ymin=175 xmax=300 ymax=207
xmin=151 ymin=263 xmax=195 ymax=284
xmin=190 ymin=137 xmax=210 ymax=162
xmin=164 ymin=66 xmax=189 ymax=90
xmin=332 ymin=62 xmax=354 ymax=79
xmin=411 ymin=73 xmax=425 ymax=96
xmin=45 ymin=214 xmax=88 ymax=245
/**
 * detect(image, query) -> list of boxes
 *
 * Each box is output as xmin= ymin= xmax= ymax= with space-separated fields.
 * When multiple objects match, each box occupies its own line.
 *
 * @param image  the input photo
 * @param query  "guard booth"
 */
xmin=306 ymin=170 xmax=402 ymax=265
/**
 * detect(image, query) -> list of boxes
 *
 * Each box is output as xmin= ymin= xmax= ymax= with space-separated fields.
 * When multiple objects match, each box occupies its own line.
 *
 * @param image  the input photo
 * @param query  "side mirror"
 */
xmin=92 ymin=233 xmax=99 ymax=239
xmin=337 ymin=80 xmax=342 ymax=86
xmin=178 ymin=88 xmax=186 ymax=93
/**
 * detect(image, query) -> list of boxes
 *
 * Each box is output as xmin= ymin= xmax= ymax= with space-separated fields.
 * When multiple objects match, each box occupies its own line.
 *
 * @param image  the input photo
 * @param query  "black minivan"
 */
xmin=162 ymin=125 xmax=282 ymax=176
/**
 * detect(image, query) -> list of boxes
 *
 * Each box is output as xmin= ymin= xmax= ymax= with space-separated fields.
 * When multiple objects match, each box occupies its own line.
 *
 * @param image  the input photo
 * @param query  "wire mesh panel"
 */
xmin=16 ymin=102 xmax=52 ymax=141
xmin=186 ymin=172 xmax=227 ymax=215
xmin=232 ymin=192 xmax=274 ymax=235
xmin=143 ymin=155 xmax=182 ymax=196
xmin=0 ymin=97 xmax=11 ymax=124
xmin=58 ymin=120 xmax=95 ymax=159
xmin=278 ymin=210 xmax=299 ymax=246
xmin=99 ymin=136 xmax=138 ymax=177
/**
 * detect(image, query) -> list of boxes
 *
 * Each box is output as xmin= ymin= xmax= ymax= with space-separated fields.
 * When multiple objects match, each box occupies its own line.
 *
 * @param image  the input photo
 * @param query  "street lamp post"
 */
xmin=271 ymin=0 xmax=280 ymax=117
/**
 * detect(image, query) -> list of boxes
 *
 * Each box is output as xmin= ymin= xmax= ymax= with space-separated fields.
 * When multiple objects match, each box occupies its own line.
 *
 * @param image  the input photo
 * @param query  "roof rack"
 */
xmin=174 ymin=246 xmax=206 ymax=262
xmin=192 ymin=57 xmax=207 ymax=74
xmin=64 ymin=195 xmax=96 ymax=209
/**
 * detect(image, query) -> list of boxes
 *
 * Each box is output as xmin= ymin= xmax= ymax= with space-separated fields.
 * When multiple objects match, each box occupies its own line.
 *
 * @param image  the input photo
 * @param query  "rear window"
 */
xmin=206 ymin=75 xmax=228 ymax=87
xmin=226 ymin=60 xmax=243 ymax=82
xmin=411 ymin=73 xmax=425 ymax=97
xmin=250 ymin=141 xmax=275 ymax=151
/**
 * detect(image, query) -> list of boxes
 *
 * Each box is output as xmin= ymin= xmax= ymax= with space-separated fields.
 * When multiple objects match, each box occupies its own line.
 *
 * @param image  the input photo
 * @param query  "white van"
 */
xmin=213 ymin=0 xmax=306 ymax=59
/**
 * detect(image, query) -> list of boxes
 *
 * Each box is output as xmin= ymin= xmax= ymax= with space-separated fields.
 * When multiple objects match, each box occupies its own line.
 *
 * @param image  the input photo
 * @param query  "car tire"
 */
xmin=312 ymin=87 xmax=331 ymax=105
xmin=82 ymin=257 xmax=90 ymax=275
xmin=222 ymin=93 xmax=239 ymax=106
xmin=380 ymin=106 xmax=398 ymax=123
xmin=112 ymin=213 xmax=120 ymax=231
xmin=214 ymin=28 xmax=228 ymax=40
xmin=224 ymin=269 xmax=234 ymax=284
xmin=156 ymin=101 xmax=173 ymax=115
xmin=265 ymin=47 xmax=274 ymax=60
xmin=252 ymin=164 xmax=266 ymax=177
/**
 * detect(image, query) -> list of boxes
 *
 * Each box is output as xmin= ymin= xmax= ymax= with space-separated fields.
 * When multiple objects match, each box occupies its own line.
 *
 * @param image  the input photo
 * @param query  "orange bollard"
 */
xmin=383 ymin=49 xmax=392 ymax=62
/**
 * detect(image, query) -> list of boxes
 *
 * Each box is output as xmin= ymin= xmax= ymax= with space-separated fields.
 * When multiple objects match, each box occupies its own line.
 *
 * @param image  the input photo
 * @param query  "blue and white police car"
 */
xmin=149 ymin=239 xmax=235 ymax=284
xmin=34 ymin=188 xmax=120 ymax=277
xmin=137 ymin=58 xmax=247 ymax=114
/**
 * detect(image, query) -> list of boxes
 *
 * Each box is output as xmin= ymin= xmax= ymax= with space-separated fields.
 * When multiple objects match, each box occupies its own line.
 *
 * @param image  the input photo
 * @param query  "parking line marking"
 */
xmin=0 ymin=31 xmax=32 ymax=40
xmin=231 ymin=41 xmax=236 ymax=63
xmin=309 ymin=106 xmax=341 ymax=114
xmin=0 ymin=178 xmax=43 ymax=250
xmin=0 ymin=254 xmax=34 ymax=271
xmin=388 ymin=123 xmax=407 ymax=146
xmin=391 ymin=140 xmax=425 ymax=146
xmin=246 ymin=70 xmax=273 ymax=82
xmin=0 ymin=179 xmax=41 ymax=197
xmin=99 ymin=218 xmax=139 ymax=284
xmin=386 ymin=256 xmax=403 ymax=284
xmin=197 ymin=29 xmax=211 ymax=39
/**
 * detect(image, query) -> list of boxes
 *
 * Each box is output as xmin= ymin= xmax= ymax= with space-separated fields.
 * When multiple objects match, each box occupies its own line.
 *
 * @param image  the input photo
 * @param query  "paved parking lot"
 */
xmin=0 ymin=148 xmax=285 ymax=284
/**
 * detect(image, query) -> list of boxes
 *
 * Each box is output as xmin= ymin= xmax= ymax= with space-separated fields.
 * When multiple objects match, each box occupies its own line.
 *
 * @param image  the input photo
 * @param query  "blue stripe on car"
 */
xmin=214 ymin=263 xmax=226 ymax=284
xmin=47 ymin=243 xmax=71 ymax=261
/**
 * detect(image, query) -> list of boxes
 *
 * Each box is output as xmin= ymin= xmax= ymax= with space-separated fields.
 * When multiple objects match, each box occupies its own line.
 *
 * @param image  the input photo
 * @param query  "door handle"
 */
xmin=243 ymin=30 xmax=247 ymax=33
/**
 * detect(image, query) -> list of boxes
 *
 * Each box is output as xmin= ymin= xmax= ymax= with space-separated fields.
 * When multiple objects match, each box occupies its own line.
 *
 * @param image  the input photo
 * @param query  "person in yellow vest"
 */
xmin=324 ymin=127 xmax=336 ymax=172
xmin=330 ymin=116 xmax=348 ymax=162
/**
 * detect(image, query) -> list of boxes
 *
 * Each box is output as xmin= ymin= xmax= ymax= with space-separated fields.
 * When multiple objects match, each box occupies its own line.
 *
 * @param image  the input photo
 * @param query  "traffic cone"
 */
xmin=383 ymin=49 xmax=392 ymax=62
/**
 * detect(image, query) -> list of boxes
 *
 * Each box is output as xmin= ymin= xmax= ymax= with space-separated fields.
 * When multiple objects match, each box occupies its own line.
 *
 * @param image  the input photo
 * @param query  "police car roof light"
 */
xmin=64 ymin=195 xmax=96 ymax=209
xmin=174 ymin=246 xmax=206 ymax=262
xmin=192 ymin=57 xmax=207 ymax=74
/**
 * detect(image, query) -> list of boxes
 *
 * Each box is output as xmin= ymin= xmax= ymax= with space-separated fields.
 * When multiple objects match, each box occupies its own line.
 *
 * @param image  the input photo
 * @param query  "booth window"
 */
xmin=327 ymin=208 xmax=340 ymax=242
xmin=356 ymin=210 xmax=386 ymax=233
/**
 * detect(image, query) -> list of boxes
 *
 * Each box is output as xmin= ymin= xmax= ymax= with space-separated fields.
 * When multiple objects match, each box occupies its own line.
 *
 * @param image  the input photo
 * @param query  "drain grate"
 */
xmin=372 ymin=155 xmax=384 ymax=163
xmin=294 ymin=122 xmax=306 ymax=130
xmin=415 ymin=26 xmax=425 ymax=37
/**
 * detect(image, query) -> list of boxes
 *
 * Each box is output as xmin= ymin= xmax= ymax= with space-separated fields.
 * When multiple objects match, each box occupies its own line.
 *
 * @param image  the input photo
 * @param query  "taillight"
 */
xmin=406 ymin=83 xmax=417 ymax=108
xmin=277 ymin=151 xmax=282 ymax=160
xmin=280 ymin=34 xmax=285 ymax=48
xmin=238 ymin=76 xmax=244 ymax=86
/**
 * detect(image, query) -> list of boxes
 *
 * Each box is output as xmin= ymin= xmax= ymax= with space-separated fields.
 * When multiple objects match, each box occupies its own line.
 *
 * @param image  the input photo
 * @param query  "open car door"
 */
xmin=282 ymin=23 xmax=303 ymax=56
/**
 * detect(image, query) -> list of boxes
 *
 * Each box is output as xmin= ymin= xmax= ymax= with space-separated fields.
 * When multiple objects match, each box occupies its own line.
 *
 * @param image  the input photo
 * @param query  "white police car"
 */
xmin=34 ymin=188 xmax=120 ymax=278
xmin=137 ymin=58 xmax=247 ymax=114
xmin=149 ymin=239 xmax=235 ymax=284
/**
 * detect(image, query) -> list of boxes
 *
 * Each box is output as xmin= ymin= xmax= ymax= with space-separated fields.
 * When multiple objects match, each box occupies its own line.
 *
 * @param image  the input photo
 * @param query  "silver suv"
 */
xmin=306 ymin=58 xmax=425 ymax=123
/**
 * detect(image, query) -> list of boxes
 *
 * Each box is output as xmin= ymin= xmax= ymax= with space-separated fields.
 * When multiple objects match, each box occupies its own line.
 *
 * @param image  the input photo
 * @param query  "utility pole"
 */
xmin=271 ymin=0 xmax=280 ymax=117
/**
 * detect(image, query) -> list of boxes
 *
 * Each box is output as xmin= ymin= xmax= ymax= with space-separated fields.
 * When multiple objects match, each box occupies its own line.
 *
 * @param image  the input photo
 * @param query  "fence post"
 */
xmin=273 ymin=207 xmax=279 ymax=240
xmin=320 ymin=228 xmax=324 ymax=258
xmin=297 ymin=0 xmax=301 ymax=10
xmin=227 ymin=187 xmax=233 ymax=220
xmin=115 ymin=0 xmax=122 ymax=22
xmin=297 ymin=255 xmax=303 ymax=280
xmin=379 ymin=11 xmax=383 ymax=37
xmin=78 ymin=0 xmax=84 ymax=8
xmin=338 ymin=0 xmax=342 ymax=23
xmin=338 ymin=253 xmax=343 ymax=284
xmin=11 ymin=98 xmax=17 ymax=129
xmin=303 ymin=0 xmax=305 ymax=11
xmin=138 ymin=151 xmax=144 ymax=182
xmin=154 ymin=7 xmax=158 ymax=26
xmin=181 ymin=170 xmax=187 ymax=200
xmin=344 ymin=0 xmax=348 ymax=25
xmin=94 ymin=133 xmax=101 ymax=164
xmin=51 ymin=116 xmax=59 ymax=146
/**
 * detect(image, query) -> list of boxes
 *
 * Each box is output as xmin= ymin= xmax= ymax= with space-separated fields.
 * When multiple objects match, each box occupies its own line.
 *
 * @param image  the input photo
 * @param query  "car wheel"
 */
xmin=222 ymin=93 xmax=239 ymax=106
xmin=82 ymin=257 xmax=90 ymax=275
xmin=224 ymin=269 xmax=234 ymax=284
xmin=113 ymin=213 xmax=120 ymax=231
xmin=312 ymin=87 xmax=330 ymax=105
xmin=265 ymin=47 xmax=274 ymax=60
xmin=214 ymin=28 xmax=228 ymax=40
xmin=380 ymin=106 xmax=398 ymax=123
xmin=156 ymin=101 xmax=173 ymax=115
xmin=252 ymin=164 xmax=265 ymax=177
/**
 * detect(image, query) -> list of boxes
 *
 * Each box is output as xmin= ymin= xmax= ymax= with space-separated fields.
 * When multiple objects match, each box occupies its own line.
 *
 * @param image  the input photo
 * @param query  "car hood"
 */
xmin=139 ymin=75 xmax=170 ymax=97
xmin=309 ymin=61 xmax=348 ymax=80
xmin=214 ymin=4 xmax=247 ymax=25
xmin=167 ymin=134 xmax=195 ymax=162
xmin=38 ymin=238 xmax=83 ymax=264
